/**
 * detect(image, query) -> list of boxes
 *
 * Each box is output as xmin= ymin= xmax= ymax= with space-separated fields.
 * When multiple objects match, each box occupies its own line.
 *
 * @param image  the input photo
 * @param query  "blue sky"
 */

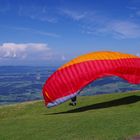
xmin=0 ymin=0 xmax=140 ymax=66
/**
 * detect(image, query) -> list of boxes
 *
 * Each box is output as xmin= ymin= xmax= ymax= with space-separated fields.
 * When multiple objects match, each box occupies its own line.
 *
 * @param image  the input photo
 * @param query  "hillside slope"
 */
xmin=0 ymin=92 xmax=140 ymax=140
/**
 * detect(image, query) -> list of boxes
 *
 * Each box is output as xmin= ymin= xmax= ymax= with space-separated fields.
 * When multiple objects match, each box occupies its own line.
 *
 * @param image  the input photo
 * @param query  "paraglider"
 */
xmin=42 ymin=51 xmax=140 ymax=108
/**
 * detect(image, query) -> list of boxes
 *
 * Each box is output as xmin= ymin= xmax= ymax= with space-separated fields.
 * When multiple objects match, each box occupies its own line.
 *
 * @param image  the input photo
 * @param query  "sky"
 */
xmin=0 ymin=0 xmax=140 ymax=66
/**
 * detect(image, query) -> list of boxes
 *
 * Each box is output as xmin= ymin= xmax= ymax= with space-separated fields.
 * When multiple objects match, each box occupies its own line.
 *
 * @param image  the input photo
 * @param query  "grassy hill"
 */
xmin=0 ymin=92 xmax=140 ymax=140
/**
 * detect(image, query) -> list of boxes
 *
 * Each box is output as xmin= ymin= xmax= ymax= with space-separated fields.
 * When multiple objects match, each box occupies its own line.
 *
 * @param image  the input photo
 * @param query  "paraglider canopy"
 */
xmin=42 ymin=51 xmax=140 ymax=108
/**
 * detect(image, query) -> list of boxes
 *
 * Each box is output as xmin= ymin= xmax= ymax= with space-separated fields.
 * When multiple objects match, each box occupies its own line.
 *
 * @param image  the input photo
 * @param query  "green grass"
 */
xmin=0 ymin=92 xmax=140 ymax=140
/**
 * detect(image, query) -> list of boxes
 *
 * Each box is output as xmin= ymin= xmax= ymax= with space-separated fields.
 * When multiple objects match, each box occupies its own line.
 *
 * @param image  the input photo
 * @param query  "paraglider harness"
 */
xmin=69 ymin=90 xmax=82 ymax=106
xmin=69 ymin=96 xmax=77 ymax=106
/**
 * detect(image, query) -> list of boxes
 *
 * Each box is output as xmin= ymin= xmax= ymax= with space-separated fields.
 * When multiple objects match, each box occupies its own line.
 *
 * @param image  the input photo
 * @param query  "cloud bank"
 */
xmin=0 ymin=43 xmax=51 ymax=60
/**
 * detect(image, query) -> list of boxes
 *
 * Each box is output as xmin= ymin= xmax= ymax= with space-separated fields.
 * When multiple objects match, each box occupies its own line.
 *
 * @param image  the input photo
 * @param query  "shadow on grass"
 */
xmin=47 ymin=95 xmax=140 ymax=115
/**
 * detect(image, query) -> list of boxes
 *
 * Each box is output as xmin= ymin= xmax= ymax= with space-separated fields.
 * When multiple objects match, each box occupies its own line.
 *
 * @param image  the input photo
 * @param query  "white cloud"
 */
xmin=8 ymin=26 xmax=60 ymax=38
xmin=108 ymin=21 xmax=140 ymax=38
xmin=61 ymin=55 xmax=67 ymax=61
xmin=81 ymin=18 xmax=140 ymax=39
xmin=18 ymin=5 xmax=58 ymax=23
xmin=0 ymin=43 xmax=50 ymax=60
xmin=61 ymin=9 xmax=87 ymax=21
xmin=61 ymin=8 xmax=140 ymax=39
xmin=136 ymin=53 xmax=140 ymax=57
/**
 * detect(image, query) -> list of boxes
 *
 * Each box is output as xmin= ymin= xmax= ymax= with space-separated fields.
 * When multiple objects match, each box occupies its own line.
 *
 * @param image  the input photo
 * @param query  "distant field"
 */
xmin=0 ymin=92 xmax=140 ymax=140
xmin=0 ymin=66 xmax=56 ymax=105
